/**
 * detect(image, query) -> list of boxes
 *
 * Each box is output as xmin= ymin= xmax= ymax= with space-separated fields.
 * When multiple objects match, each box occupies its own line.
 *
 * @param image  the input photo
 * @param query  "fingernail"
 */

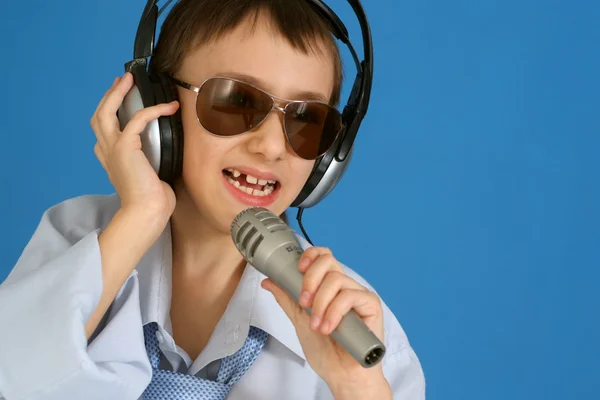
xmin=321 ymin=320 xmax=330 ymax=334
xmin=310 ymin=316 xmax=321 ymax=330
xmin=300 ymin=291 xmax=311 ymax=307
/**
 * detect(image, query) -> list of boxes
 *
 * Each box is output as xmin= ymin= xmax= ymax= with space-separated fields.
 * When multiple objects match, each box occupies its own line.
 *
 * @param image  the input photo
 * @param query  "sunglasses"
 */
xmin=169 ymin=76 xmax=344 ymax=160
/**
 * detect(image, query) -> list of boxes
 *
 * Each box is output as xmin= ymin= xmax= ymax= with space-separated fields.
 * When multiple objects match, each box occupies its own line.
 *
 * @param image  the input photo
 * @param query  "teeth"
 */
xmin=226 ymin=168 xmax=278 ymax=197
xmin=228 ymin=178 xmax=274 ymax=197
xmin=245 ymin=174 xmax=258 ymax=184
xmin=226 ymin=168 xmax=277 ymax=185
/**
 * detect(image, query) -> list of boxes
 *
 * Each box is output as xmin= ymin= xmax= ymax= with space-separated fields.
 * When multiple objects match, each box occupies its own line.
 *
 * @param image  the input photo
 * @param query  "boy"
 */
xmin=0 ymin=0 xmax=425 ymax=398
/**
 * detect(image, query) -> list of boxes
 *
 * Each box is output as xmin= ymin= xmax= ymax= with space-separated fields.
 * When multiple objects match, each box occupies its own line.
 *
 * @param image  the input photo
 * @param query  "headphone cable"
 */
xmin=296 ymin=208 xmax=314 ymax=246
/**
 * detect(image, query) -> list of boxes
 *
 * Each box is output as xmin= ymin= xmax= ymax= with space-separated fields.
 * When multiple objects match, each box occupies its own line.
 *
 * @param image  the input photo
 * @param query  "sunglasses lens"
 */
xmin=284 ymin=102 xmax=342 ymax=159
xmin=196 ymin=78 xmax=273 ymax=136
xmin=195 ymin=77 xmax=341 ymax=159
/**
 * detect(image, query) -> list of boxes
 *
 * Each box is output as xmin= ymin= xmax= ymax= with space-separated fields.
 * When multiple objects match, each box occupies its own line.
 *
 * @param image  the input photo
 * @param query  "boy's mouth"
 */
xmin=222 ymin=168 xmax=279 ymax=197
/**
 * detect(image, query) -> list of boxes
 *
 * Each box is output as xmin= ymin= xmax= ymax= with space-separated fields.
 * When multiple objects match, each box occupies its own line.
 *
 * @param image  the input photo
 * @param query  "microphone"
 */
xmin=230 ymin=207 xmax=386 ymax=368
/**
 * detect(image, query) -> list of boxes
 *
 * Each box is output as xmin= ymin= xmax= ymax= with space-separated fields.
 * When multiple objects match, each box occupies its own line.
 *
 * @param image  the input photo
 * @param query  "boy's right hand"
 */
xmin=90 ymin=72 xmax=179 ymax=221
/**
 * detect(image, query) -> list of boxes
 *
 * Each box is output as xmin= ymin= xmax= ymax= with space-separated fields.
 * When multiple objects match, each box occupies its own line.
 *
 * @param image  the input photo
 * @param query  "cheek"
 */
xmin=179 ymin=99 xmax=226 ymax=167
xmin=180 ymin=122 xmax=219 ymax=179
xmin=177 ymin=88 xmax=197 ymax=126
xmin=182 ymin=130 xmax=227 ymax=170
xmin=289 ymin=159 xmax=316 ymax=190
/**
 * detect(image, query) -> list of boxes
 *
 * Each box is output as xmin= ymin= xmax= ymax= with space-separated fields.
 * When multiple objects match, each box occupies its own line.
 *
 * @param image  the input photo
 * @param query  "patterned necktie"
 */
xmin=142 ymin=322 xmax=268 ymax=399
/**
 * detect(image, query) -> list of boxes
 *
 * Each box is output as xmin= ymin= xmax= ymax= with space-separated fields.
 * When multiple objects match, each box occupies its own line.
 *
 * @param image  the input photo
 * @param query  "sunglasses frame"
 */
xmin=169 ymin=76 xmax=345 ymax=160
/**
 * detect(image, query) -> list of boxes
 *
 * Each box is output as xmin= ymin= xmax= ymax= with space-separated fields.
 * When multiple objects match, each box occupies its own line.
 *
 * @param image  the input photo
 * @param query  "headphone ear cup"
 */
xmin=292 ymin=138 xmax=353 ymax=209
xmin=148 ymin=72 xmax=184 ymax=185
xmin=293 ymin=78 xmax=362 ymax=209
xmin=117 ymin=68 xmax=184 ymax=186
xmin=117 ymin=68 xmax=166 ymax=180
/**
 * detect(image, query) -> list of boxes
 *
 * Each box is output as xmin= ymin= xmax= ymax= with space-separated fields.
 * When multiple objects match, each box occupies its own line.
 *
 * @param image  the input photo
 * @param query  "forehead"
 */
xmin=178 ymin=14 xmax=336 ymax=103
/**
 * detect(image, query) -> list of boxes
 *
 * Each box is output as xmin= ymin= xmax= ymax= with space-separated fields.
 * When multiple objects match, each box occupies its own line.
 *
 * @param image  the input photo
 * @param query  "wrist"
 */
xmin=330 ymin=375 xmax=392 ymax=400
xmin=118 ymin=204 xmax=171 ymax=233
xmin=100 ymin=207 xmax=169 ymax=269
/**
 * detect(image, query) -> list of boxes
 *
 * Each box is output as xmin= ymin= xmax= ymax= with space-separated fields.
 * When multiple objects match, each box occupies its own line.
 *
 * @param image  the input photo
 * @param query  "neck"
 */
xmin=167 ymin=184 xmax=247 ymax=356
xmin=169 ymin=184 xmax=246 ymax=291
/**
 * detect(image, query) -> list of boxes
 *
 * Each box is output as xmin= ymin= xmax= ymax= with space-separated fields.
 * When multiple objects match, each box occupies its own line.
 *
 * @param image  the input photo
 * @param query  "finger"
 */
xmin=97 ymin=72 xmax=135 ymax=135
xmin=91 ymin=78 xmax=122 ymax=151
xmin=94 ymin=76 xmax=122 ymax=116
xmin=98 ymin=72 xmax=132 ymax=119
xmin=298 ymin=252 xmax=344 ymax=309
xmin=90 ymin=115 xmax=106 ymax=151
xmin=92 ymin=77 xmax=123 ymax=145
xmin=319 ymin=288 xmax=380 ymax=335
xmin=261 ymin=278 xmax=306 ymax=327
xmin=298 ymin=246 xmax=333 ymax=273
xmin=122 ymin=101 xmax=179 ymax=137
xmin=309 ymin=271 xmax=364 ymax=331
xmin=94 ymin=143 xmax=107 ymax=171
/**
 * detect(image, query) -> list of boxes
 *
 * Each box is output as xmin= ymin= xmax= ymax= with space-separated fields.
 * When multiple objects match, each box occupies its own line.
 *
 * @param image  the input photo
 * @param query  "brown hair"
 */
xmin=151 ymin=0 xmax=344 ymax=107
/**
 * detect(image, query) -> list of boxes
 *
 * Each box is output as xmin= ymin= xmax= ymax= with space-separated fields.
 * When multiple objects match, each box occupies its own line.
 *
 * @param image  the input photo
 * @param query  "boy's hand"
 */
xmin=261 ymin=246 xmax=393 ymax=399
xmin=90 ymin=72 xmax=179 ymax=221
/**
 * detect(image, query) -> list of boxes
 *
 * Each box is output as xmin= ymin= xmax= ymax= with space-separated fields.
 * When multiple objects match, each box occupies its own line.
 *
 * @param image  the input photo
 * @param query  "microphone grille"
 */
xmin=235 ymin=221 xmax=263 ymax=260
xmin=230 ymin=207 xmax=290 ymax=261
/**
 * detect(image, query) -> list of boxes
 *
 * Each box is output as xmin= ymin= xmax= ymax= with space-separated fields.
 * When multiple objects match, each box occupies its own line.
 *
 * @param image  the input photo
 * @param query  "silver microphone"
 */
xmin=230 ymin=207 xmax=386 ymax=368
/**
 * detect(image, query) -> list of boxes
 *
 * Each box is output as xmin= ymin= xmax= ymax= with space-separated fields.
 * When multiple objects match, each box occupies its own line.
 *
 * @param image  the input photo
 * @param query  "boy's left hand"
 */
xmin=261 ymin=246 xmax=392 ymax=400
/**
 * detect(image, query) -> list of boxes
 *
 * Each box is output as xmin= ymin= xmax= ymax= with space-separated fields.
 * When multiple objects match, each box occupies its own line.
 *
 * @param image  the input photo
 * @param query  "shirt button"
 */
xmin=156 ymin=331 xmax=164 ymax=343
xmin=234 ymin=325 xmax=240 ymax=342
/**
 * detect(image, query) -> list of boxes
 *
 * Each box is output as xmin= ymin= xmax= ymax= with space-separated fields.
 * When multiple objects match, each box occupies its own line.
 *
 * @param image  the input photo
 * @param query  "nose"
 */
xmin=245 ymin=109 xmax=289 ymax=162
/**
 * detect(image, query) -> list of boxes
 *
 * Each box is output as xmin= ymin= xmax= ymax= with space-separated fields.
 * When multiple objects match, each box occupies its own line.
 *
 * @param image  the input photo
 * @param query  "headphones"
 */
xmin=117 ymin=0 xmax=373 ymax=209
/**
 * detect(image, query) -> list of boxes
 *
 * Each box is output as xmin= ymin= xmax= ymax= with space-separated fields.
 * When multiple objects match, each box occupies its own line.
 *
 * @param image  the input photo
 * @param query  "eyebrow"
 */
xmin=217 ymin=71 xmax=331 ymax=104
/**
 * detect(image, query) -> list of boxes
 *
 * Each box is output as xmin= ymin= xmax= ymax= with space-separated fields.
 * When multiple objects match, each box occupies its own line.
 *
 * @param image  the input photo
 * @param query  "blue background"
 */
xmin=1 ymin=0 xmax=598 ymax=399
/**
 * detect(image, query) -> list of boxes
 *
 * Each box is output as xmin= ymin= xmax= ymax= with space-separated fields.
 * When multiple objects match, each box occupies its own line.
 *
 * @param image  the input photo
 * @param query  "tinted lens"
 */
xmin=284 ymin=102 xmax=342 ymax=159
xmin=196 ymin=78 xmax=273 ymax=136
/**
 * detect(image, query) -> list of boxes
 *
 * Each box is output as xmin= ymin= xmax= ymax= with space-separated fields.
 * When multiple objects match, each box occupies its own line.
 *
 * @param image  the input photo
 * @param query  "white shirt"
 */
xmin=0 ymin=194 xmax=425 ymax=400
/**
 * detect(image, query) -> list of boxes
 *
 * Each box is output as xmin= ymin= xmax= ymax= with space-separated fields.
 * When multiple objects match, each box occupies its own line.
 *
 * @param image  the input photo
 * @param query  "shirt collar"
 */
xmin=135 ymin=221 xmax=307 ymax=364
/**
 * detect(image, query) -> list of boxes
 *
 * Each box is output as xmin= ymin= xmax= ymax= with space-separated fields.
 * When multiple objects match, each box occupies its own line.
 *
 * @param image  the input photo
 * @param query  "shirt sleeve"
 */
xmin=383 ymin=346 xmax=426 ymax=400
xmin=0 ymin=196 xmax=152 ymax=400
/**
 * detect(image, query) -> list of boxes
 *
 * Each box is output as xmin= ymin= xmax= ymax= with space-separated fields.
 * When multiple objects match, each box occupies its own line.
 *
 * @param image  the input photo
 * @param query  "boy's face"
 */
xmin=174 ymin=14 xmax=336 ymax=234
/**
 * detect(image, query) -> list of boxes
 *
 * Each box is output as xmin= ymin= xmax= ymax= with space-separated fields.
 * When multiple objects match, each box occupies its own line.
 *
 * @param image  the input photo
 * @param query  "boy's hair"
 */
xmin=151 ymin=0 xmax=344 ymax=107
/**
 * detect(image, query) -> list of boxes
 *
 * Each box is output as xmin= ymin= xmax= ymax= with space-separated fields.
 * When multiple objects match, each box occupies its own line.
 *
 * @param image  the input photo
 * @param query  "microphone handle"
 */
xmin=270 ymin=258 xmax=386 ymax=368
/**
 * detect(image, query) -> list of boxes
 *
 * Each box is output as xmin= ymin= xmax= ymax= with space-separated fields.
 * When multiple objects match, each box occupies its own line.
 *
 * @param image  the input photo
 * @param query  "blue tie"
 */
xmin=142 ymin=322 xmax=268 ymax=399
